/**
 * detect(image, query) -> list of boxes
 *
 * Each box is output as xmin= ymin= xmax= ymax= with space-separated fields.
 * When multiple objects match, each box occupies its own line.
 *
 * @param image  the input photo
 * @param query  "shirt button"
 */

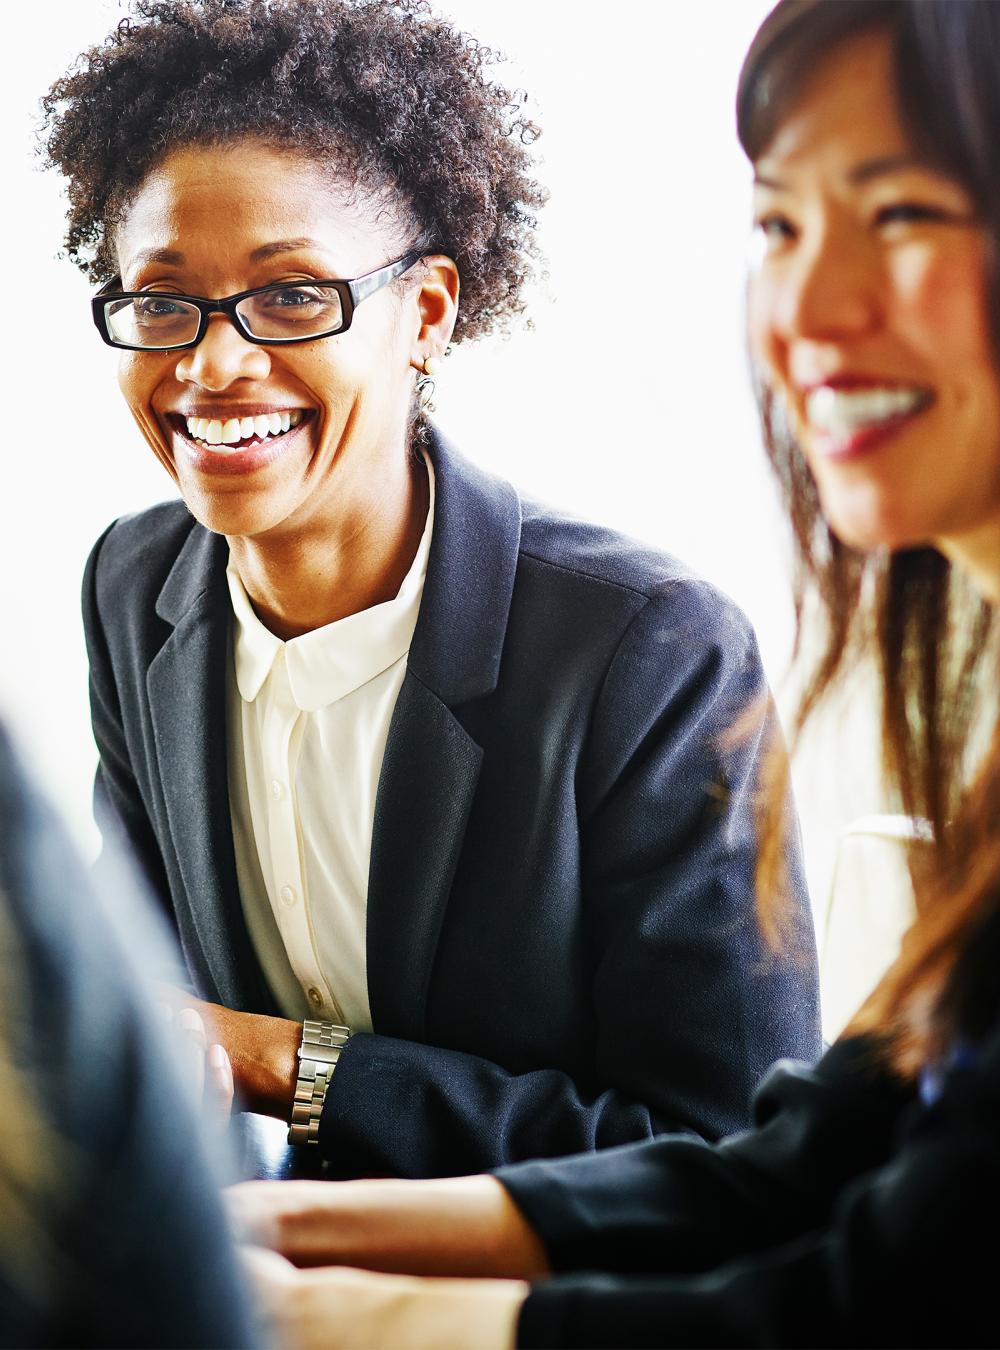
xmin=280 ymin=885 xmax=297 ymax=907
xmin=271 ymin=779 xmax=285 ymax=801
xmin=307 ymin=987 xmax=324 ymax=1009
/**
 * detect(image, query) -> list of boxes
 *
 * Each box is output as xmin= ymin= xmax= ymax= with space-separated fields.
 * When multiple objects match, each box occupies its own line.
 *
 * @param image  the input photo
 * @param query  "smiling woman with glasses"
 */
xmin=40 ymin=0 xmax=819 ymax=1182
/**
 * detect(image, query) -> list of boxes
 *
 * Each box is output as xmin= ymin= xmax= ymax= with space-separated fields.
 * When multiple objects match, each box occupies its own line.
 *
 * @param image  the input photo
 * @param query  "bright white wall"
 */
xmin=1 ymin=0 xmax=886 ymax=929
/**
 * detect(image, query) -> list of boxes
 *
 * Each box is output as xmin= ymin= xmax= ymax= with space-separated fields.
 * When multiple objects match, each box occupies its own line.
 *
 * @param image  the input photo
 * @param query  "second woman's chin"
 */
xmin=818 ymin=478 xmax=938 ymax=556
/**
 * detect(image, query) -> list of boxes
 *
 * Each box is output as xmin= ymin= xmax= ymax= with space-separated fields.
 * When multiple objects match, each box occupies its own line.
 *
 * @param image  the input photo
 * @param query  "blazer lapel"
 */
xmin=148 ymin=525 xmax=276 ymax=1013
xmin=366 ymin=432 xmax=522 ymax=1039
xmin=366 ymin=675 xmax=483 ymax=1038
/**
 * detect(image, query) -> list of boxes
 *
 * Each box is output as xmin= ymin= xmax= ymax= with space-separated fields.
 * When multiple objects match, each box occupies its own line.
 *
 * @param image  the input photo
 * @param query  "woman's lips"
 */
xmin=801 ymin=383 xmax=936 ymax=463
xmin=167 ymin=411 xmax=313 ymax=476
xmin=809 ymin=409 xmax=929 ymax=462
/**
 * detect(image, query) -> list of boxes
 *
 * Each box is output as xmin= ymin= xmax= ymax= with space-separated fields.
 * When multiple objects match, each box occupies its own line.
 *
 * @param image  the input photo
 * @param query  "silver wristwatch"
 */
xmin=287 ymin=1019 xmax=351 ymax=1146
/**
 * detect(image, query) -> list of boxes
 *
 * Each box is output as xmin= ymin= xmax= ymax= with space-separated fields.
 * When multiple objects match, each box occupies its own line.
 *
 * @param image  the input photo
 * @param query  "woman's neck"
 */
xmin=228 ymin=447 xmax=430 ymax=641
xmin=937 ymin=518 xmax=1000 ymax=606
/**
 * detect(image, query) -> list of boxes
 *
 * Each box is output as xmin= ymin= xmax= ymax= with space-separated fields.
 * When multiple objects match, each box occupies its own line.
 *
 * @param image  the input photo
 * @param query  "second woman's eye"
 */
xmin=753 ymin=212 xmax=797 ymax=251
xmin=874 ymin=202 xmax=957 ymax=229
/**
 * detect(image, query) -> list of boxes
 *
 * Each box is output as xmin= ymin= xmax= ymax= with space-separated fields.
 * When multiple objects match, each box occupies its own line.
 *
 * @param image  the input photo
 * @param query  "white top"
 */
xmin=225 ymin=458 xmax=435 ymax=1030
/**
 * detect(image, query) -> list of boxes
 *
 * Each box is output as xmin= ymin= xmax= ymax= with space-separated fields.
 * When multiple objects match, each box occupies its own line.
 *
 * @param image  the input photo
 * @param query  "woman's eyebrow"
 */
xmin=249 ymin=237 xmax=328 ymax=262
xmin=753 ymin=171 xmax=786 ymax=190
xmin=123 ymin=238 xmax=328 ymax=271
xmin=753 ymin=154 xmax=925 ymax=193
xmin=124 ymin=245 xmax=185 ymax=270
xmin=847 ymin=153 xmax=923 ymax=184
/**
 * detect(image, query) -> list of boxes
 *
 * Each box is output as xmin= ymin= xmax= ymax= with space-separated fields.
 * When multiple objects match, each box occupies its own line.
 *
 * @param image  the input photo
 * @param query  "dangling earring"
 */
xmin=415 ymin=355 xmax=437 ymax=411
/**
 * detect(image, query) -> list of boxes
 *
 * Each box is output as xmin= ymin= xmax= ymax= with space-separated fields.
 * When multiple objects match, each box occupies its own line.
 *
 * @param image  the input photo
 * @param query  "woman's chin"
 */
xmin=821 ymin=490 xmax=933 ymax=556
xmin=177 ymin=483 xmax=300 ymax=540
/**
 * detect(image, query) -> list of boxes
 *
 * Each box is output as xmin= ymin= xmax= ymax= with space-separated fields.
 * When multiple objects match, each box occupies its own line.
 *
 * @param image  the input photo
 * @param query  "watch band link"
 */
xmin=287 ymin=1019 xmax=351 ymax=1146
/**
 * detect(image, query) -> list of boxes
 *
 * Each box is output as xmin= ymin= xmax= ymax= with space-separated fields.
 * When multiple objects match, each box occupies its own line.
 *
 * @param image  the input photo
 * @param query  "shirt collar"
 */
xmin=227 ymin=454 xmax=435 ymax=712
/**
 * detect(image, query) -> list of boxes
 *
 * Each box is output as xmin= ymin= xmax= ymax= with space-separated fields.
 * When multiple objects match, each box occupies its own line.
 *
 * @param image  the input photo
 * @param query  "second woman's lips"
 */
xmin=804 ymin=383 xmax=935 ymax=439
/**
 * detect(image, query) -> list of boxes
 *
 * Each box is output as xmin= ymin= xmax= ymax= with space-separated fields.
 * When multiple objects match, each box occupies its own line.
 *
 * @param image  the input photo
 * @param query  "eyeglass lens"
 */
xmin=102 ymin=284 xmax=347 ymax=348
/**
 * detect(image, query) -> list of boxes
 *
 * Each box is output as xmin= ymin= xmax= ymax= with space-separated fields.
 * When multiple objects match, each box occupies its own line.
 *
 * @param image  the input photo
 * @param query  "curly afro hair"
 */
xmin=41 ymin=0 xmax=547 ymax=343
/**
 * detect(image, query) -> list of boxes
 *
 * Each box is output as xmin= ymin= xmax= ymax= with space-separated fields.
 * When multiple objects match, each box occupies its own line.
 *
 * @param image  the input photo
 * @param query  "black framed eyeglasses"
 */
xmin=91 ymin=251 xmax=421 ymax=351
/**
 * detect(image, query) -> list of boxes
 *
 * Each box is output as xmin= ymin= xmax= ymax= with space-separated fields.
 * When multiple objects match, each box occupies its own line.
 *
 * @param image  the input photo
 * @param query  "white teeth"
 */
xmin=806 ymin=385 xmax=930 ymax=436
xmin=182 ymin=410 xmax=308 ymax=451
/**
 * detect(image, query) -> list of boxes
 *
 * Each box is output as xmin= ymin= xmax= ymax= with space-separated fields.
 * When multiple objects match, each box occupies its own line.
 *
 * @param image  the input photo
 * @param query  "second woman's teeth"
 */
xmin=805 ymin=385 xmax=932 ymax=436
xmin=184 ymin=409 xmax=304 ymax=450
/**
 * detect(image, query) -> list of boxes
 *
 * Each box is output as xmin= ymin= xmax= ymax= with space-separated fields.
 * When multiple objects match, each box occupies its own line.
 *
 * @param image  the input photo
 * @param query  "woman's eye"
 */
xmin=875 ymin=202 xmax=954 ymax=228
xmin=138 ymin=295 xmax=185 ymax=315
xmin=266 ymin=287 xmax=319 ymax=307
xmin=753 ymin=213 xmax=796 ymax=249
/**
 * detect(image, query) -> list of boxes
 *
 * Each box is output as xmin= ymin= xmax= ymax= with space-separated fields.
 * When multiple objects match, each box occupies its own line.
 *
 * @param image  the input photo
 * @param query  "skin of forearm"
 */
xmin=296 ymin=1270 xmax=529 ymax=1350
xmin=160 ymin=987 xmax=300 ymax=1119
xmin=245 ymin=1251 xmax=529 ymax=1350
xmin=217 ymin=1004 xmax=300 ymax=1118
xmin=231 ymin=1175 xmax=551 ymax=1279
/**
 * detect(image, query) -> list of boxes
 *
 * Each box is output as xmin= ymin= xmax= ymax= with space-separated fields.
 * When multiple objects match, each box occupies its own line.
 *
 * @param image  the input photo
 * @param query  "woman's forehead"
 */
xmin=116 ymin=141 xmax=391 ymax=278
xmin=753 ymin=29 xmax=905 ymax=176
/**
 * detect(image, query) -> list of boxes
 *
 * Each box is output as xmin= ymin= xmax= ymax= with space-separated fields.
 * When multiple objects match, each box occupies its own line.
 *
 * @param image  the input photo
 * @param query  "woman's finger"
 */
xmin=206 ymin=1041 xmax=235 ymax=1128
xmin=176 ymin=1005 xmax=207 ymax=1102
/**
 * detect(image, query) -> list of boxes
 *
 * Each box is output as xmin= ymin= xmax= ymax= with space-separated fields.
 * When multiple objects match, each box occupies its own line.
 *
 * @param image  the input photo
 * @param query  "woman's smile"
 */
xmin=796 ymin=377 xmax=936 ymax=463
xmin=167 ymin=405 xmax=314 ymax=476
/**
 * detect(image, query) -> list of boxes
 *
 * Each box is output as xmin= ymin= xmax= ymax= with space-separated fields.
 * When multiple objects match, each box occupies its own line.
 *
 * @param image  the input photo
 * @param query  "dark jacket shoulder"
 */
xmin=517 ymin=494 xmax=759 ymax=664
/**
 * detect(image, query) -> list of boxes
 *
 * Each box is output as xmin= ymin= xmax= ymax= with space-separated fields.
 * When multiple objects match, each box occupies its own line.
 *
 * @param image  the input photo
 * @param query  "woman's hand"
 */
xmin=241 ymin=1245 xmax=528 ymax=1350
xmin=159 ymin=986 xmax=300 ymax=1119
xmin=163 ymin=1004 xmax=235 ymax=1131
xmin=227 ymin=1174 xmax=551 ymax=1280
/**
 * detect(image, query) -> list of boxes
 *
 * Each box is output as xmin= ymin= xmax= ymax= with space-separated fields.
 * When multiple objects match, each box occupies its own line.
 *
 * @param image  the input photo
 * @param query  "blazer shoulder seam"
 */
xmin=517 ymin=545 xmax=657 ymax=603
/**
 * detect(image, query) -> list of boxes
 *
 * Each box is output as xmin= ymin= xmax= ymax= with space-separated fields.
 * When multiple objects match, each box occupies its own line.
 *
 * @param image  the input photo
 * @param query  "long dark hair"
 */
xmin=739 ymin=0 xmax=1000 ymax=1074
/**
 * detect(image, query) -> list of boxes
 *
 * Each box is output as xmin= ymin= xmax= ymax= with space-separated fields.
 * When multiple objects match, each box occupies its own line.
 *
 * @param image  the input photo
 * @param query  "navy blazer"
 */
xmin=504 ymin=1029 xmax=1000 ymax=1347
xmin=83 ymin=430 xmax=820 ymax=1177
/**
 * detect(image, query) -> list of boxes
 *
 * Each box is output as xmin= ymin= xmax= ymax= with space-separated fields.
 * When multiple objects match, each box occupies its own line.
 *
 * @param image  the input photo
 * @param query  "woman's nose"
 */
xmin=776 ymin=226 xmax=881 ymax=342
xmin=174 ymin=313 xmax=272 ymax=389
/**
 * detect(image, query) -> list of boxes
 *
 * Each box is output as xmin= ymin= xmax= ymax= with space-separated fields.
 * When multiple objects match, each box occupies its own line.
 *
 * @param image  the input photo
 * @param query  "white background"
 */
xmin=0 ymin=0 xmax=886 ymax=933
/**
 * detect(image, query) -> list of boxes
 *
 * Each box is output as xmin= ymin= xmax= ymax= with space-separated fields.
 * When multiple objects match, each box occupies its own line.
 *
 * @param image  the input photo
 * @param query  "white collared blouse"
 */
xmin=225 ymin=458 xmax=435 ymax=1030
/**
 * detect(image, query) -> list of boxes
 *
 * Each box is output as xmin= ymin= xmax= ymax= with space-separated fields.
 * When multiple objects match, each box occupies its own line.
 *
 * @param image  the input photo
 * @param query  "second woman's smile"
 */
xmin=799 ymin=378 xmax=936 ymax=462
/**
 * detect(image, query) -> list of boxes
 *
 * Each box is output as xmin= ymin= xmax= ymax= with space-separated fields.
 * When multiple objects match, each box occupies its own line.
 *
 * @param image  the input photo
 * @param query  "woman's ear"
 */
xmin=409 ymin=255 xmax=460 ymax=367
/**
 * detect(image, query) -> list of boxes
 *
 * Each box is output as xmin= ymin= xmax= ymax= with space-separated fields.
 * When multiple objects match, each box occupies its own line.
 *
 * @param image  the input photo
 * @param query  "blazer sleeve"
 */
xmin=318 ymin=584 xmax=821 ymax=1175
xmin=82 ymin=522 xmax=174 ymax=925
xmin=506 ymin=1034 xmax=999 ymax=1348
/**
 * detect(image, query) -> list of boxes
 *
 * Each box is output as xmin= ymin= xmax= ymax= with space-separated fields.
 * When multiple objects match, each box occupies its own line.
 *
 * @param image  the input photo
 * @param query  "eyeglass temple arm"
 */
xmin=349 ymin=252 xmax=421 ymax=305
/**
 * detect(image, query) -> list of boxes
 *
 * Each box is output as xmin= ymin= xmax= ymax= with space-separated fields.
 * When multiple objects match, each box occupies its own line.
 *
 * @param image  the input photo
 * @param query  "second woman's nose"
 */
xmin=174 ymin=312 xmax=273 ymax=390
xmin=775 ymin=222 xmax=883 ymax=344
